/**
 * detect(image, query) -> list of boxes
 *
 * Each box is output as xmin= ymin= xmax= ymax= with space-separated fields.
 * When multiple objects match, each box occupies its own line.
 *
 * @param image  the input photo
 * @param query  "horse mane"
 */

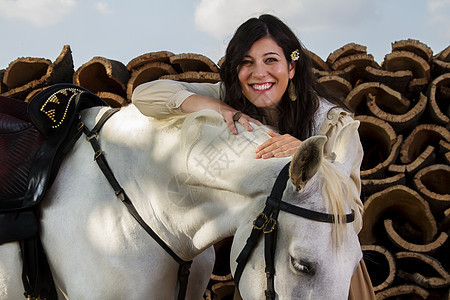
xmin=318 ymin=158 xmax=362 ymax=247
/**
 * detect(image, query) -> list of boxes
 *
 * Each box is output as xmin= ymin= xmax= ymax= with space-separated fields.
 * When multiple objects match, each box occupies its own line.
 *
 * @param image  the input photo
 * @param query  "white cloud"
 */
xmin=194 ymin=0 xmax=376 ymax=39
xmin=0 ymin=0 xmax=77 ymax=27
xmin=427 ymin=0 xmax=450 ymax=40
xmin=96 ymin=1 xmax=113 ymax=15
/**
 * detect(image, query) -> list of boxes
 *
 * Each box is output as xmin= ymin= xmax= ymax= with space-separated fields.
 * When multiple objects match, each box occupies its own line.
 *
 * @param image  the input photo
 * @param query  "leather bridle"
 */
xmin=234 ymin=163 xmax=355 ymax=300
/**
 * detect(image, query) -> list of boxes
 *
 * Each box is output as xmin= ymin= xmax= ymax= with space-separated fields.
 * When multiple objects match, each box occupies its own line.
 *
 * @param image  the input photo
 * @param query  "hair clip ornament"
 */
xmin=290 ymin=49 xmax=300 ymax=62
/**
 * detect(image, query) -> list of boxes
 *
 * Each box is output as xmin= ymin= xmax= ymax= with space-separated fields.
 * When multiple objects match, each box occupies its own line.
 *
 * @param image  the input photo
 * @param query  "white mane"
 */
xmin=317 ymin=159 xmax=362 ymax=247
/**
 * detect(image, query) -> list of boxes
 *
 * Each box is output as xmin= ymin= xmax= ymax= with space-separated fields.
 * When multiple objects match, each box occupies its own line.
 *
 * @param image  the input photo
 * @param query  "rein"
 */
xmin=234 ymin=162 xmax=355 ymax=299
xmin=78 ymin=107 xmax=192 ymax=300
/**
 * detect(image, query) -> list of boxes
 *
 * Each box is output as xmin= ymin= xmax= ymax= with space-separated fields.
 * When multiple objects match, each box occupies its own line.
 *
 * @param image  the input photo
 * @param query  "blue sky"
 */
xmin=0 ymin=0 xmax=449 ymax=70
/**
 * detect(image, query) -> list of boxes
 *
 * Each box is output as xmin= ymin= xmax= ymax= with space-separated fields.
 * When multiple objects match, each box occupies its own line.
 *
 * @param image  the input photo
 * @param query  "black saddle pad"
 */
xmin=0 ymin=84 xmax=106 ymax=212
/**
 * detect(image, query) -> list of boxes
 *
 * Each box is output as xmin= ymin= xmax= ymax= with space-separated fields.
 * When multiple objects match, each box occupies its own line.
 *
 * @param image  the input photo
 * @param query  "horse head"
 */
xmin=230 ymin=120 xmax=364 ymax=299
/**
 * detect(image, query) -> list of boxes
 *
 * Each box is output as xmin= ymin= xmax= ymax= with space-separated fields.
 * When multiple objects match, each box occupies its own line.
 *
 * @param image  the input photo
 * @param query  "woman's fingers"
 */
xmin=255 ymin=133 xmax=301 ymax=159
xmin=224 ymin=110 xmax=262 ymax=134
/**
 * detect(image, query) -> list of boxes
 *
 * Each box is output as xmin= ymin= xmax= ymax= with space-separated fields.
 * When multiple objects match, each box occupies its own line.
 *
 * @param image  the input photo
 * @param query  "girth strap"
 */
xmin=80 ymin=108 xmax=192 ymax=300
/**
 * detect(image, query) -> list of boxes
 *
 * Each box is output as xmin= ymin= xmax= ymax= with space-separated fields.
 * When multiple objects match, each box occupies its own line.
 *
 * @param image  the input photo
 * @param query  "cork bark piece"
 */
xmin=210 ymin=237 xmax=233 ymax=282
xmin=439 ymin=140 xmax=450 ymax=164
xmin=431 ymin=44 xmax=449 ymax=77
xmin=359 ymin=185 xmax=438 ymax=245
xmin=413 ymin=164 xmax=450 ymax=212
xmin=431 ymin=58 xmax=450 ymax=77
xmin=364 ymin=66 xmax=413 ymax=95
xmin=0 ymin=69 xmax=5 ymax=94
xmin=395 ymin=251 xmax=450 ymax=289
xmin=307 ymin=50 xmax=330 ymax=71
xmin=345 ymin=82 xmax=410 ymax=115
xmin=355 ymin=115 xmax=400 ymax=178
xmin=211 ymin=281 xmax=235 ymax=300
xmin=362 ymin=173 xmax=406 ymax=196
xmin=169 ymin=53 xmax=219 ymax=73
xmin=374 ymin=284 xmax=429 ymax=299
xmin=2 ymin=45 xmax=74 ymax=100
xmin=360 ymin=245 xmax=396 ymax=292
xmin=435 ymin=45 xmax=450 ymax=61
xmin=408 ymin=77 xmax=429 ymax=97
xmin=73 ymin=56 xmax=129 ymax=98
xmin=389 ymin=145 xmax=436 ymax=175
xmin=383 ymin=51 xmax=431 ymax=81
xmin=126 ymin=62 xmax=177 ymax=100
xmin=314 ymin=65 xmax=355 ymax=83
xmin=440 ymin=208 xmax=450 ymax=231
xmin=317 ymin=75 xmax=352 ymax=101
xmin=427 ymin=73 xmax=450 ymax=126
xmin=203 ymin=289 xmax=212 ymax=300
xmin=391 ymin=39 xmax=434 ymax=62
xmin=400 ymin=124 xmax=450 ymax=164
xmin=3 ymin=57 xmax=51 ymax=89
xmin=160 ymin=71 xmax=220 ymax=84
xmin=367 ymin=92 xmax=428 ymax=133
xmin=96 ymin=91 xmax=128 ymax=108
xmin=217 ymin=56 xmax=225 ymax=68
xmin=331 ymin=53 xmax=379 ymax=72
xmin=326 ymin=43 xmax=367 ymax=66
xmin=25 ymin=87 xmax=45 ymax=103
xmin=384 ymin=219 xmax=447 ymax=253
xmin=126 ymin=51 xmax=174 ymax=72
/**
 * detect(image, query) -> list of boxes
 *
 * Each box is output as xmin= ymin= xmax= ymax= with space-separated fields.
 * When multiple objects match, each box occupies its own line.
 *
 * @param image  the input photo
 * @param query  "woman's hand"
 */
xmin=222 ymin=109 xmax=263 ymax=135
xmin=255 ymin=131 xmax=301 ymax=159
xmin=181 ymin=95 xmax=262 ymax=134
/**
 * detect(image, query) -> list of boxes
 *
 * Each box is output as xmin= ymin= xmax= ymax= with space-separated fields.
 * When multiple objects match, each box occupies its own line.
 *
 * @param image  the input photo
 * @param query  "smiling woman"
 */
xmin=237 ymin=37 xmax=295 ymax=117
xmin=131 ymin=13 xmax=375 ymax=299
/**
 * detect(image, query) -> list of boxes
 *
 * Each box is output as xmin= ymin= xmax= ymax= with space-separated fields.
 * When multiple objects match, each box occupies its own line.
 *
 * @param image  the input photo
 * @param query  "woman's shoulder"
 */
xmin=312 ymin=98 xmax=353 ymax=135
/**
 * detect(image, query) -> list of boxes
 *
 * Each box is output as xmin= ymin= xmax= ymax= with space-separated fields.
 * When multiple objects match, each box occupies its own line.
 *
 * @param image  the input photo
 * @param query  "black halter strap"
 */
xmin=234 ymin=162 xmax=355 ymax=299
xmin=79 ymin=107 xmax=192 ymax=300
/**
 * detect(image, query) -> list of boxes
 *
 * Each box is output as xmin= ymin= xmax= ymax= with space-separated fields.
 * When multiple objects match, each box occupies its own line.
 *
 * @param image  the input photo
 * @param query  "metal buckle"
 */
xmin=94 ymin=150 xmax=103 ymax=161
xmin=263 ymin=218 xmax=277 ymax=234
xmin=85 ymin=132 xmax=98 ymax=141
xmin=77 ymin=121 xmax=85 ymax=131
xmin=253 ymin=213 xmax=268 ymax=230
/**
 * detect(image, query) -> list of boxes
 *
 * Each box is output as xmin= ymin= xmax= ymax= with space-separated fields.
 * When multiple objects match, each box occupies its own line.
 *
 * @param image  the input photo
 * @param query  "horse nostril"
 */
xmin=290 ymin=256 xmax=315 ymax=276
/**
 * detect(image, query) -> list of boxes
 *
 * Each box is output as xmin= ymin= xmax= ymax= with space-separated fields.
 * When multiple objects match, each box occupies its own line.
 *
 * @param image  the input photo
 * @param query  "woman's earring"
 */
xmin=288 ymin=80 xmax=297 ymax=101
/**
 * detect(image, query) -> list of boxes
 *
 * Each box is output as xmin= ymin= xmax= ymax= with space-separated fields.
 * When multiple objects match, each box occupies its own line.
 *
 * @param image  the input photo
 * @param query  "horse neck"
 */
xmin=96 ymin=106 xmax=290 ymax=259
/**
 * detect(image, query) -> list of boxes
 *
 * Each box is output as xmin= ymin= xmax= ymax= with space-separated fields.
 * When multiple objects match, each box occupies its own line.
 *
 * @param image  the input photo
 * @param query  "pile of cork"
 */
xmin=1 ymin=39 xmax=449 ymax=300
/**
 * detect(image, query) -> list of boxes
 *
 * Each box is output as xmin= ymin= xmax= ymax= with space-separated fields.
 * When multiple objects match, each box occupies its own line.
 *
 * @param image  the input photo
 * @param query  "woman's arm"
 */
xmin=132 ymin=79 xmax=260 ymax=134
xmin=131 ymin=79 xmax=222 ymax=118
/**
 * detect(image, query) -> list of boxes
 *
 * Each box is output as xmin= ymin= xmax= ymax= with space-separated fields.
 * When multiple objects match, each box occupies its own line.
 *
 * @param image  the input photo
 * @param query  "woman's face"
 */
xmin=238 ymin=36 xmax=295 ymax=109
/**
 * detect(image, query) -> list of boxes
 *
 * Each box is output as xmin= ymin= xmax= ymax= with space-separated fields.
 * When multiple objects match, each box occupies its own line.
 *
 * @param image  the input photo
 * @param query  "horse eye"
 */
xmin=291 ymin=257 xmax=315 ymax=275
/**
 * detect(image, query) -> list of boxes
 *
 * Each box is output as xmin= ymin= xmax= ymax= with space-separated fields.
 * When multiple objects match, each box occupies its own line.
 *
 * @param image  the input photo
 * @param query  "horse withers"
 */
xmin=1 ymin=100 xmax=363 ymax=299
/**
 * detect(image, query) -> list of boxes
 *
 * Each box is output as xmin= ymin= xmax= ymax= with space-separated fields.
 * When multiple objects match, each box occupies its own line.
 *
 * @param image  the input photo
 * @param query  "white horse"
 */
xmin=0 ymin=103 xmax=363 ymax=299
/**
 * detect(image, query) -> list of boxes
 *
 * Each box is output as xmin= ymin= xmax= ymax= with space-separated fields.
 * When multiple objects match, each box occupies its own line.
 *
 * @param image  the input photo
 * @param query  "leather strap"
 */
xmin=234 ymin=162 xmax=355 ymax=299
xmin=234 ymin=163 xmax=290 ymax=288
xmin=81 ymin=108 xmax=192 ymax=300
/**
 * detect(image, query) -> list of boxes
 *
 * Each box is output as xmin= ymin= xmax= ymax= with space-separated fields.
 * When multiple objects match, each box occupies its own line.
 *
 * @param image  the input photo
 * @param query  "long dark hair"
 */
xmin=220 ymin=14 xmax=343 ymax=140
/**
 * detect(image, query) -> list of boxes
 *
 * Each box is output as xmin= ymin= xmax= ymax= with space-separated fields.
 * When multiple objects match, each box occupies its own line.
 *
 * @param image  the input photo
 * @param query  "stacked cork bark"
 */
xmin=1 ymin=39 xmax=449 ymax=299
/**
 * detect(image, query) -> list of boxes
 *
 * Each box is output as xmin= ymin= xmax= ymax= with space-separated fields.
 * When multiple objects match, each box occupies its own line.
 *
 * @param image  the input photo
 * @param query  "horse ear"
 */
xmin=289 ymin=135 xmax=327 ymax=191
xmin=331 ymin=121 xmax=362 ymax=178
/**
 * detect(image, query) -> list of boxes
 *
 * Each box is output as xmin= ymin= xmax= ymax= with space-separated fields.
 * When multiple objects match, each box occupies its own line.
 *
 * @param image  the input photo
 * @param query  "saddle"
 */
xmin=0 ymin=84 xmax=106 ymax=299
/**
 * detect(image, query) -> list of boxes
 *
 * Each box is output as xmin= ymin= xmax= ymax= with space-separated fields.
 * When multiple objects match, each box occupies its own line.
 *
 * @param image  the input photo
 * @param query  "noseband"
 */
xmin=234 ymin=163 xmax=355 ymax=300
